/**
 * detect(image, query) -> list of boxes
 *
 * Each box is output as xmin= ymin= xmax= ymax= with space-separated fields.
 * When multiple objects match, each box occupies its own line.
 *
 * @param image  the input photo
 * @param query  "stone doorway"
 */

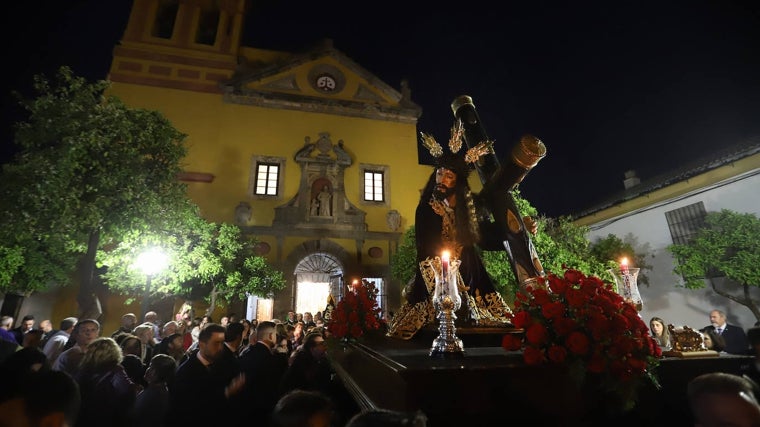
xmin=294 ymin=252 xmax=344 ymax=316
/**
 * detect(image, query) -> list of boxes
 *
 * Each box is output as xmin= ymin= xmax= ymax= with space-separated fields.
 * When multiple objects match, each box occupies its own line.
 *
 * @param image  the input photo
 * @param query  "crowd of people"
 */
xmin=0 ymin=309 xmax=386 ymax=427
xmin=648 ymin=309 xmax=759 ymax=357
xmin=3 ymin=306 xmax=760 ymax=426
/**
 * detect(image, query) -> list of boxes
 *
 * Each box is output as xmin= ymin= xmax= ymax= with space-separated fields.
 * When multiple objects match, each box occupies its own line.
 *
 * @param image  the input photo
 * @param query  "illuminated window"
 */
xmin=250 ymin=156 xmax=285 ymax=198
xmin=364 ymin=171 xmax=384 ymax=202
xmin=360 ymin=164 xmax=389 ymax=206
xmin=255 ymin=163 xmax=279 ymax=195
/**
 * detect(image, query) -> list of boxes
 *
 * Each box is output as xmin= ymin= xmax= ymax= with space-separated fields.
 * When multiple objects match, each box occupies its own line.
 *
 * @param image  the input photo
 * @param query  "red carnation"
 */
xmin=565 ymin=289 xmax=587 ymax=308
xmin=501 ymin=333 xmax=523 ymax=351
xmin=548 ymin=276 xmax=569 ymax=294
xmin=566 ymin=331 xmax=590 ymax=355
xmin=511 ymin=310 xmax=531 ymax=329
xmin=552 ymin=317 xmax=577 ymax=336
xmin=525 ymin=323 xmax=549 ymax=346
xmin=532 ymin=288 xmax=552 ymax=306
xmin=541 ymin=301 xmax=565 ymax=320
xmin=563 ymin=269 xmax=585 ymax=284
xmin=348 ymin=311 xmax=360 ymax=324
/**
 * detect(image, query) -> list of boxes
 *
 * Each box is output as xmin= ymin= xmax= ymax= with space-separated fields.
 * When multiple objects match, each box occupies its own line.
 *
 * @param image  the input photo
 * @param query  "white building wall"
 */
xmin=586 ymin=170 xmax=760 ymax=332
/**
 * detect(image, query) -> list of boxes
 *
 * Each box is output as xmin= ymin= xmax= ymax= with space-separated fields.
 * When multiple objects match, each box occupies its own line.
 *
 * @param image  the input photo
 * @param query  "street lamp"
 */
xmin=135 ymin=247 xmax=168 ymax=320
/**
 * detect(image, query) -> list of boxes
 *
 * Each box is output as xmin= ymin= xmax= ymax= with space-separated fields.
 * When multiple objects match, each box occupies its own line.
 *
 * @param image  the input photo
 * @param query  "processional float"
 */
xmin=430 ymin=96 xmax=548 ymax=357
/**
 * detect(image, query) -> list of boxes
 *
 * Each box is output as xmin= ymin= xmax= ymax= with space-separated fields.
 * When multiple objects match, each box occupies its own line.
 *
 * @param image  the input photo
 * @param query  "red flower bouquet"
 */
xmin=501 ymin=268 xmax=661 ymax=411
xmin=327 ymin=279 xmax=384 ymax=340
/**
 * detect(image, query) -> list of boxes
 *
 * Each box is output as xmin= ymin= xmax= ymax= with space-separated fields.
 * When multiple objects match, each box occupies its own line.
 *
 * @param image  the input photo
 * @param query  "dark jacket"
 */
xmin=705 ymin=324 xmax=750 ymax=355
xmin=279 ymin=349 xmax=333 ymax=395
xmin=239 ymin=342 xmax=288 ymax=419
xmin=168 ymin=350 xmax=235 ymax=427
xmin=75 ymin=365 xmax=137 ymax=427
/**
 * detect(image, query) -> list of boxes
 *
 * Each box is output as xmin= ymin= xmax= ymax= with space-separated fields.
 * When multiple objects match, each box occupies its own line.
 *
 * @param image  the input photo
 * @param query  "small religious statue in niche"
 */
xmin=317 ymin=185 xmax=332 ymax=216
xmin=310 ymin=198 xmax=319 ymax=216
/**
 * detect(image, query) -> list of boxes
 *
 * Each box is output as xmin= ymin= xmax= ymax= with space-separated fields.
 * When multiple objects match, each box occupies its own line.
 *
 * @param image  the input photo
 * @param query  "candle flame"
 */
xmin=620 ymin=257 xmax=629 ymax=267
xmin=442 ymin=250 xmax=450 ymax=261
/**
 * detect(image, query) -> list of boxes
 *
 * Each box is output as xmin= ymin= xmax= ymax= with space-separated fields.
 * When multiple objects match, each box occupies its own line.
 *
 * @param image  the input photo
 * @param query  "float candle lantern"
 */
xmin=609 ymin=257 xmax=643 ymax=312
xmin=441 ymin=251 xmax=450 ymax=284
xmin=620 ymin=257 xmax=630 ymax=275
xmin=430 ymin=253 xmax=464 ymax=358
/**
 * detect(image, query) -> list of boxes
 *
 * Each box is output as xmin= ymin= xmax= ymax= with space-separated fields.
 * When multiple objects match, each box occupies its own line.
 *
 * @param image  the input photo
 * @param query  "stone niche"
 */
xmin=273 ymin=132 xmax=366 ymax=231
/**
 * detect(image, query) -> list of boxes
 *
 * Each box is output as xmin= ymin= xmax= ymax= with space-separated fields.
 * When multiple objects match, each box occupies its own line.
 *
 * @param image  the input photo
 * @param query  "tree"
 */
xmin=668 ymin=209 xmax=760 ymax=322
xmin=0 ymin=66 xmax=190 ymax=316
xmin=98 ymin=209 xmax=286 ymax=315
xmin=390 ymin=225 xmax=417 ymax=286
xmin=589 ymin=233 xmax=652 ymax=286
xmin=481 ymin=191 xmax=609 ymax=300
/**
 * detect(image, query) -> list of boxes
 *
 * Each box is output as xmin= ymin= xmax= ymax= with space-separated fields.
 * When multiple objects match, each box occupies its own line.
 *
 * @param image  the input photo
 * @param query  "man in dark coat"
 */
xmin=239 ymin=321 xmax=288 ymax=423
xmin=168 ymin=324 xmax=244 ymax=427
xmin=704 ymin=309 xmax=750 ymax=355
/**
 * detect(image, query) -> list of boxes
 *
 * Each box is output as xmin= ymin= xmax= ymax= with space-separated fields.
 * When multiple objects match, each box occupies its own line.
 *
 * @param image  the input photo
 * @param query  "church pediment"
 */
xmin=221 ymin=40 xmax=421 ymax=123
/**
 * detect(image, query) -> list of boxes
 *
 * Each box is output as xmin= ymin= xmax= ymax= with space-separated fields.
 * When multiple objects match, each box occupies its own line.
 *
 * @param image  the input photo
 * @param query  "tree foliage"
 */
xmin=0 ymin=67 xmax=284 ymax=316
xmin=0 ymin=67 xmax=189 ymax=305
xmin=668 ymin=209 xmax=760 ymax=321
xmin=99 ymin=207 xmax=285 ymax=314
xmin=390 ymin=226 xmax=417 ymax=286
xmin=481 ymin=191 xmax=610 ymax=299
xmin=589 ymin=233 xmax=652 ymax=286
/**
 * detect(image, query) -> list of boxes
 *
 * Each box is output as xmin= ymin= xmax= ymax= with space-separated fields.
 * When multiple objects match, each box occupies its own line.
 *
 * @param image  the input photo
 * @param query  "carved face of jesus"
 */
xmin=434 ymin=168 xmax=457 ymax=201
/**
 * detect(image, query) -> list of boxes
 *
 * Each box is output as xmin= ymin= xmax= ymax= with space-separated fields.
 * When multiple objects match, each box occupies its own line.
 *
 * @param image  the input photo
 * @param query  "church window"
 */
xmin=250 ymin=156 xmax=285 ymax=198
xmin=360 ymin=164 xmax=389 ymax=206
xmin=195 ymin=6 xmax=219 ymax=45
xmin=665 ymin=201 xmax=707 ymax=245
xmin=364 ymin=171 xmax=384 ymax=202
xmin=152 ymin=0 xmax=179 ymax=39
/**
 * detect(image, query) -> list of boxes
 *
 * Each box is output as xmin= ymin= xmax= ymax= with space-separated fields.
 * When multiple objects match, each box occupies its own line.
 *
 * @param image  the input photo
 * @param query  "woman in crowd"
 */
xmin=133 ymin=353 xmax=177 ymax=427
xmin=280 ymin=331 xmax=333 ymax=394
xmin=114 ymin=332 xmax=146 ymax=387
xmin=649 ymin=317 xmax=671 ymax=350
xmin=240 ymin=319 xmax=252 ymax=348
xmin=291 ymin=321 xmax=306 ymax=350
xmin=75 ymin=337 xmax=137 ymax=427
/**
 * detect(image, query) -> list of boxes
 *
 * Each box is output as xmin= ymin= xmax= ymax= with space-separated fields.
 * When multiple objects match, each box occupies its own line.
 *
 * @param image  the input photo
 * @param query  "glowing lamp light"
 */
xmin=136 ymin=247 xmax=168 ymax=276
xmin=135 ymin=247 xmax=168 ymax=319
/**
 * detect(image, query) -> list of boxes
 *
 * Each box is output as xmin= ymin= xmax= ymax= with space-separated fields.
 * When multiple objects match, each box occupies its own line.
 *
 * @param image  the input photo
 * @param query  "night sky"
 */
xmin=3 ymin=0 xmax=759 ymax=217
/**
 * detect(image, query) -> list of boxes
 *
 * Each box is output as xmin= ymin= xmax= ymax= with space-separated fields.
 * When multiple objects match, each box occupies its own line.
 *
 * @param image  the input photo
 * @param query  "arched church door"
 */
xmin=293 ymin=252 xmax=343 ymax=316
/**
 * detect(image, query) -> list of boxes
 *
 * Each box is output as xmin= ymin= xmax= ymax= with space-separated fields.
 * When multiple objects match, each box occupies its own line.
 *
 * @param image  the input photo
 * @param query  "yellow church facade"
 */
xmin=104 ymin=0 xmax=430 ymax=320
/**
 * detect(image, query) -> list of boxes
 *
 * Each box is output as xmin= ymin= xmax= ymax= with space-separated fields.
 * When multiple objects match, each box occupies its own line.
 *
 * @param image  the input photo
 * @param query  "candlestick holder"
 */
xmin=430 ymin=256 xmax=465 ymax=358
xmin=608 ymin=267 xmax=643 ymax=312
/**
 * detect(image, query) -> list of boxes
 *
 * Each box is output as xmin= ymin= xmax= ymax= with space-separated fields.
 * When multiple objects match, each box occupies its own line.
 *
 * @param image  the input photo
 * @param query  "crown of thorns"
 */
xmin=420 ymin=120 xmax=494 ymax=177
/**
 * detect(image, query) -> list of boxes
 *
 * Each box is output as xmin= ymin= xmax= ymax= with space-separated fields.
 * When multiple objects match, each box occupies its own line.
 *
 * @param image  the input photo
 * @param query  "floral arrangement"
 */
xmin=327 ymin=279 xmax=384 ymax=340
xmin=501 ymin=268 xmax=661 ymax=411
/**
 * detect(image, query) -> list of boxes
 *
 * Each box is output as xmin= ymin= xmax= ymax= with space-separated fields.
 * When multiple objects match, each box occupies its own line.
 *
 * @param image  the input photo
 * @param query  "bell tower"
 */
xmin=110 ymin=0 xmax=248 ymax=93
